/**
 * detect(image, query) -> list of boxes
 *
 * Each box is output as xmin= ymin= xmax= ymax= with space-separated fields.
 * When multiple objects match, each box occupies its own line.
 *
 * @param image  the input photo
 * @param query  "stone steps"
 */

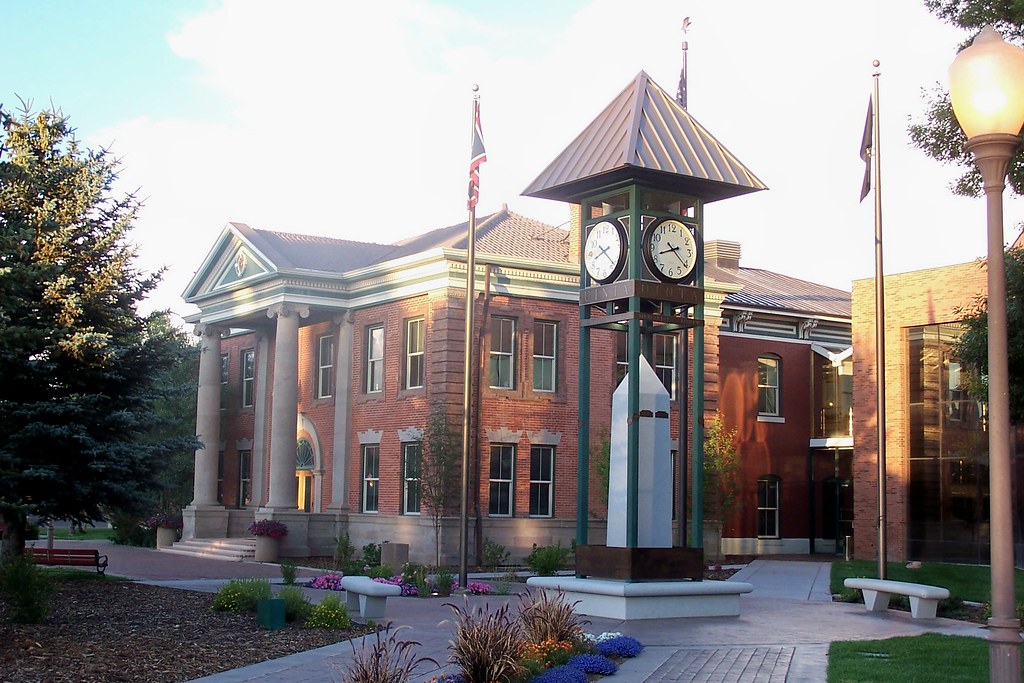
xmin=160 ymin=537 xmax=256 ymax=562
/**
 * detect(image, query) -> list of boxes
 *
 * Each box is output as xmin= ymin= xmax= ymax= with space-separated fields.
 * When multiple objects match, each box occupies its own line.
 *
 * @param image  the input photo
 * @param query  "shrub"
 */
xmin=366 ymin=564 xmax=394 ymax=580
xmin=518 ymin=591 xmax=588 ymax=646
xmin=108 ymin=510 xmax=153 ymax=547
xmin=482 ymin=537 xmax=510 ymax=569
xmin=309 ymin=573 xmax=345 ymax=591
xmin=402 ymin=563 xmax=431 ymax=597
xmin=362 ymin=542 xmax=382 ymax=567
xmin=524 ymin=542 xmax=571 ymax=576
xmin=566 ymin=653 xmax=618 ymax=675
xmin=340 ymin=624 xmax=436 ymax=683
xmin=335 ymin=533 xmax=357 ymax=567
xmin=307 ymin=595 xmax=351 ymax=630
xmin=532 ymin=664 xmax=587 ymax=683
xmin=280 ymin=560 xmax=298 ymax=585
xmin=446 ymin=599 xmax=523 ymax=683
xmin=211 ymin=578 xmax=272 ymax=612
xmin=278 ymin=586 xmax=312 ymax=622
xmin=434 ymin=566 xmax=454 ymax=597
xmin=596 ymin=635 xmax=643 ymax=658
xmin=248 ymin=519 xmax=288 ymax=539
xmin=0 ymin=556 xmax=54 ymax=623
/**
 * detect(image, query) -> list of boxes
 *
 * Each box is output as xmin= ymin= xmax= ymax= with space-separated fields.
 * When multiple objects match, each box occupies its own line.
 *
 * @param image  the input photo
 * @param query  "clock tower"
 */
xmin=524 ymin=71 xmax=765 ymax=577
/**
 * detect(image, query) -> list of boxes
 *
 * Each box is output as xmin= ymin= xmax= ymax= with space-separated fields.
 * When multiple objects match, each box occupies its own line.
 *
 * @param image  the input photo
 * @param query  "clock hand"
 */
xmin=597 ymin=244 xmax=615 ymax=264
xmin=658 ymin=243 xmax=687 ymax=264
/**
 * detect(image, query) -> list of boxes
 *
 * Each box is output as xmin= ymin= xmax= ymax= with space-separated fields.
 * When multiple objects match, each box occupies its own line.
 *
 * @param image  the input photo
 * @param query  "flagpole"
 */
xmin=870 ymin=62 xmax=888 ymax=580
xmin=460 ymin=86 xmax=484 ymax=590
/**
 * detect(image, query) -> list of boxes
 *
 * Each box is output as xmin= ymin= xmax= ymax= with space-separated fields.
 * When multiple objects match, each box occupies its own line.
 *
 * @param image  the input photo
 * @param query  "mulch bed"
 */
xmin=0 ymin=580 xmax=371 ymax=683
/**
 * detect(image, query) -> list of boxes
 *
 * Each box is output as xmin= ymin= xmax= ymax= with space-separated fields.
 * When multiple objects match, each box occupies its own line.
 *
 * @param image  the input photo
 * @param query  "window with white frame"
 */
xmin=653 ymin=333 xmax=676 ymax=399
xmin=366 ymin=325 xmax=384 ymax=394
xmin=402 ymin=442 xmax=421 ymax=514
xmin=758 ymin=355 xmax=781 ymax=416
xmin=241 ymin=349 xmax=255 ymax=408
xmin=362 ymin=444 xmax=380 ymax=512
xmin=757 ymin=476 xmax=781 ymax=538
xmin=489 ymin=317 xmax=516 ymax=389
xmin=317 ymin=334 xmax=334 ymax=399
xmin=488 ymin=444 xmax=515 ymax=515
xmin=405 ymin=318 xmax=425 ymax=390
xmin=533 ymin=321 xmax=557 ymax=392
xmin=529 ymin=445 xmax=554 ymax=517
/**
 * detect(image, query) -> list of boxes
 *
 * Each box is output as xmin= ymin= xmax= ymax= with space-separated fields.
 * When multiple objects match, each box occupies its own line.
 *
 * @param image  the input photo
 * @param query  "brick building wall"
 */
xmin=851 ymin=260 xmax=986 ymax=562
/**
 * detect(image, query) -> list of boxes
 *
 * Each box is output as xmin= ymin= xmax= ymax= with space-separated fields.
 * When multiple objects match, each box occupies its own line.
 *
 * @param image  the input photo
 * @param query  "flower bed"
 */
xmin=248 ymin=519 xmax=288 ymax=539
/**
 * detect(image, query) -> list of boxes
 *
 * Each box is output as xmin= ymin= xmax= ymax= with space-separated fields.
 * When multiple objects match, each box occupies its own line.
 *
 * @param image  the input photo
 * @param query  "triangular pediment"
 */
xmin=182 ymin=223 xmax=277 ymax=302
xmin=523 ymin=71 xmax=767 ymax=203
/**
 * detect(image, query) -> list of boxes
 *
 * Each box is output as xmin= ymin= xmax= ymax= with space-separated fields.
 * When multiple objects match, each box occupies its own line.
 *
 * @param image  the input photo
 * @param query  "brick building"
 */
xmin=180 ymin=206 xmax=851 ymax=565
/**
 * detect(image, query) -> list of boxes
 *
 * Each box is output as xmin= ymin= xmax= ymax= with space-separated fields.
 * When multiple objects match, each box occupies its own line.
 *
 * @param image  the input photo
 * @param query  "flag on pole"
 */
xmin=468 ymin=98 xmax=487 ymax=210
xmin=859 ymin=98 xmax=873 ymax=202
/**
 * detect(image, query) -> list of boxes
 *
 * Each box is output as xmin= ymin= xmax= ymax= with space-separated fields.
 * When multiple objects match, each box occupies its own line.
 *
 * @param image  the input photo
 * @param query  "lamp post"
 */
xmin=949 ymin=25 xmax=1024 ymax=682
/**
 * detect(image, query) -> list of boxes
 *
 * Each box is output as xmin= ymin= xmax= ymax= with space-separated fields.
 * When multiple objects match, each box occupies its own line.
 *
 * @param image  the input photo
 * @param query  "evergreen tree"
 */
xmin=0 ymin=102 xmax=197 ymax=560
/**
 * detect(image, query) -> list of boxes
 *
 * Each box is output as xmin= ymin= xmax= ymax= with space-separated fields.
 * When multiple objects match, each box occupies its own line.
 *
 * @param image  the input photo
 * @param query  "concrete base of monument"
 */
xmin=525 ymin=576 xmax=754 ymax=620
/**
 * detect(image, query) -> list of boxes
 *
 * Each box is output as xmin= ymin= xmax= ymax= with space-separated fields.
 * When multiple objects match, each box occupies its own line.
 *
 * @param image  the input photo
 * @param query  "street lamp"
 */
xmin=949 ymin=25 xmax=1024 ymax=682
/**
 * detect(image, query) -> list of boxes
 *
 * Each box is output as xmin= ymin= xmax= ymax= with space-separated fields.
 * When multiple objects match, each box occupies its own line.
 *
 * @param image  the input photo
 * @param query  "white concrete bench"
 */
xmin=340 ymin=576 xmax=401 ymax=620
xmin=844 ymin=578 xmax=950 ymax=619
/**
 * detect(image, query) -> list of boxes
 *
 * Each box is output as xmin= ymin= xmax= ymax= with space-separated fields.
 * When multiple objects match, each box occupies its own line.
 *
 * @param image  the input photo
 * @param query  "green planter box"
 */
xmin=257 ymin=598 xmax=285 ymax=630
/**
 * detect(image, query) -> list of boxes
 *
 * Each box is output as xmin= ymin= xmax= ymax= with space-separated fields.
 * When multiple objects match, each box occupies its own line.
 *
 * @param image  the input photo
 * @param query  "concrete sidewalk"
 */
xmin=40 ymin=541 xmax=987 ymax=682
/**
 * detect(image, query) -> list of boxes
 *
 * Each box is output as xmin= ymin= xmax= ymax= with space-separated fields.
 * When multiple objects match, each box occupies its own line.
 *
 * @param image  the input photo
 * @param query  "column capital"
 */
xmin=193 ymin=323 xmax=227 ymax=338
xmin=267 ymin=303 xmax=311 ymax=320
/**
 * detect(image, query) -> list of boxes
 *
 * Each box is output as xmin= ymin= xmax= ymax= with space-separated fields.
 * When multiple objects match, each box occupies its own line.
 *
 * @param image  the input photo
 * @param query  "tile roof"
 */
xmin=523 ymin=71 xmax=767 ymax=203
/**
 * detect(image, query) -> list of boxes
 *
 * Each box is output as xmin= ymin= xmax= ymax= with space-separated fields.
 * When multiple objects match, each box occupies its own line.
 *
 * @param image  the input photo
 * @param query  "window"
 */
xmin=366 ymin=325 xmax=384 ymax=393
xmin=529 ymin=446 xmax=554 ymax=517
xmin=217 ymin=450 xmax=225 ymax=504
xmin=238 ymin=449 xmax=252 ymax=507
xmin=220 ymin=354 xmax=229 ymax=385
xmin=241 ymin=349 xmax=255 ymax=408
xmin=405 ymin=318 xmax=425 ymax=390
xmin=317 ymin=335 xmax=334 ymax=399
xmin=615 ymin=332 xmax=628 ymax=385
xmin=758 ymin=355 xmax=781 ymax=416
xmin=654 ymin=333 xmax=676 ymax=399
xmin=757 ymin=476 xmax=780 ymax=538
xmin=362 ymin=445 xmax=380 ymax=512
xmin=489 ymin=317 xmax=516 ymax=389
xmin=489 ymin=444 xmax=515 ymax=515
xmin=533 ymin=321 xmax=557 ymax=392
xmin=402 ymin=442 xmax=422 ymax=514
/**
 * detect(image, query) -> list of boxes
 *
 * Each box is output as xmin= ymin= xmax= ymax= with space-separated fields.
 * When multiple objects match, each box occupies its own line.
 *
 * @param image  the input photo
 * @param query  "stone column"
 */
xmin=191 ymin=324 xmax=224 ymax=507
xmin=329 ymin=312 xmax=353 ymax=510
xmin=265 ymin=303 xmax=309 ymax=509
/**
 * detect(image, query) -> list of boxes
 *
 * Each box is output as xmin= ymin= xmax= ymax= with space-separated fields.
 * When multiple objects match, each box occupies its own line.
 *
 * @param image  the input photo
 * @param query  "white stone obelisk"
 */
xmin=607 ymin=355 xmax=673 ymax=548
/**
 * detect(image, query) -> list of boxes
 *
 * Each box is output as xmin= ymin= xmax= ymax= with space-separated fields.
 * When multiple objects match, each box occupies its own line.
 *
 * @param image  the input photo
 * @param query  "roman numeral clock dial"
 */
xmin=643 ymin=218 xmax=697 ymax=283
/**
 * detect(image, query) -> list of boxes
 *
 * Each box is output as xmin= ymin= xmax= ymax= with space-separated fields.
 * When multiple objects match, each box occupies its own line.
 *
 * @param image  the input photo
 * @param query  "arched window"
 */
xmin=296 ymin=438 xmax=314 ymax=470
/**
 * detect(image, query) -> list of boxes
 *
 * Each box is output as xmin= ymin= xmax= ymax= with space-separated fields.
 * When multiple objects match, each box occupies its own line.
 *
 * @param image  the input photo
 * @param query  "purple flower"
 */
xmin=567 ymin=653 xmax=618 ymax=675
xmin=309 ymin=573 xmax=344 ymax=591
xmin=597 ymin=635 xmax=643 ymax=658
xmin=248 ymin=519 xmax=288 ymax=539
xmin=532 ymin=665 xmax=588 ymax=683
xmin=466 ymin=581 xmax=492 ymax=595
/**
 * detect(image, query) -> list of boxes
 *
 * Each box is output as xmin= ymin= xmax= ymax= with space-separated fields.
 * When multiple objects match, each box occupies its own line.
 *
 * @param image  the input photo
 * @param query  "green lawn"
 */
xmin=42 ymin=527 xmax=115 ymax=542
xmin=828 ymin=634 xmax=995 ymax=682
xmin=831 ymin=559 xmax=1024 ymax=603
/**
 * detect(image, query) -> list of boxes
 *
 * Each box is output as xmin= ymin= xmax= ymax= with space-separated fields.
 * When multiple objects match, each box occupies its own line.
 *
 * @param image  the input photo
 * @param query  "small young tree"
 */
xmin=703 ymin=413 xmax=741 ymax=522
xmin=421 ymin=400 xmax=461 ymax=567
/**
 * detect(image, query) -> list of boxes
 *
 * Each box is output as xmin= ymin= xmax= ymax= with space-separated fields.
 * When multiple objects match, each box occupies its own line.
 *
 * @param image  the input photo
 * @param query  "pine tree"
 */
xmin=0 ymin=102 xmax=197 ymax=561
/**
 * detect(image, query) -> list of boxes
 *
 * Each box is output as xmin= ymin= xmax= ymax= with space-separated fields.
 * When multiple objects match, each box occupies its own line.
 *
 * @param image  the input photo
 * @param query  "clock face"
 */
xmin=643 ymin=218 xmax=697 ymax=282
xmin=583 ymin=220 xmax=626 ymax=284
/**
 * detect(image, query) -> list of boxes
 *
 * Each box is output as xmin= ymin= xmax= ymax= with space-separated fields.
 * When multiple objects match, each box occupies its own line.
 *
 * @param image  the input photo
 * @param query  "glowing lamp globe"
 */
xmin=949 ymin=26 xmax=1024 ymax=139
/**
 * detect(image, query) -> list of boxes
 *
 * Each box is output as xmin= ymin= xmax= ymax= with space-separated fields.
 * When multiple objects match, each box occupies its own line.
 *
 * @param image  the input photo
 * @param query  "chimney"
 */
xmin=568 ymin=203 xmax=581 ymax=265
xmin=705 ymin=240 xmax=740 ymax=269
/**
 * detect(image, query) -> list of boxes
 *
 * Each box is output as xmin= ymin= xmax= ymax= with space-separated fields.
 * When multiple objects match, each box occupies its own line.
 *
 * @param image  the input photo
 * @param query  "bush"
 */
xmin=518 ymin=591 xmax=588 ymax=645
xmin=362 ymin=542 xmax=382 ymax=567
xmin=308 ymin=594 xmax=352 ymax=630
xmin=280 ymin=560 xmax=298 ymax=585
xmin=447 ymin=600 xmax=523 ymax=683
xmin=335 ymin=532 xmax=357 ymax=566
xmin=278 ymin=586 xmax=312 ymax=622
xmin=211 ymin=578 xmax=272 ymax=612
xmin=366 ymin=564 xmax=394 ymax=580
xmin=0 ymin=556 xmax=54 ymax=623
xmin=518 ymin=638 xmax=577 ymax=678
xmin=108 ymin=510 xmax=153 ymax=547
xmin=482 ymin=537 xmax=510 ymax=569
xmin=524 ymin=542 xmax=571 ymax=576
xmin=248 ymin=519 xmax=288 ymax=539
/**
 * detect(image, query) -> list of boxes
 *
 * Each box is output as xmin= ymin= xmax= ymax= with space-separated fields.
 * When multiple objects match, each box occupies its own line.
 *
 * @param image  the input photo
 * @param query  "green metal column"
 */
xmin=577 ymin=300 xmax=590 ymax=546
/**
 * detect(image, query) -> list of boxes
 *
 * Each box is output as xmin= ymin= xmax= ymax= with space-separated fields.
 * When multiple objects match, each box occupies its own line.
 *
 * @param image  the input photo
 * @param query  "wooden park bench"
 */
xmin=27 ymin=547 xmax=108 ymax=575
xmin=843 ymin=577 xmax=950 ymax=619
xmin=339 ymin=575 xmax=401 ymax=619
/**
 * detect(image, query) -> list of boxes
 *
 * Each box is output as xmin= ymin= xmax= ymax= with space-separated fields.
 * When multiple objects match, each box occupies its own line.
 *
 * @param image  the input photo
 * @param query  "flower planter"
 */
xmin=254 ymin=535 xmax=280 ymax=562
xmin=155 ymin=526 xmax=177 ymax=549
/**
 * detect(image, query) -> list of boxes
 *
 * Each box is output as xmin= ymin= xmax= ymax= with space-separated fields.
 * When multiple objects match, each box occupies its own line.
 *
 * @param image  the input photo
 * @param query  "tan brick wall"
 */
xmin=851 ymin=260 xmax=986 ymax=562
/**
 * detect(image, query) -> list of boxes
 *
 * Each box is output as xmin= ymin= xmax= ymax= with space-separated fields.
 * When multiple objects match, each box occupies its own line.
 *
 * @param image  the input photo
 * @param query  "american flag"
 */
xmin=468 ymin=98 xmax=486 ymax=210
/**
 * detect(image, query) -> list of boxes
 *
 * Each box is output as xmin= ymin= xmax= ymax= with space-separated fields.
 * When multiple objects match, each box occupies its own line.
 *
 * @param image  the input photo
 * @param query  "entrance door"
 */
xmin=296 ymin=437 xmax=315 ymax=512
xmin=823 ymin=478 xmax=854 ymax=555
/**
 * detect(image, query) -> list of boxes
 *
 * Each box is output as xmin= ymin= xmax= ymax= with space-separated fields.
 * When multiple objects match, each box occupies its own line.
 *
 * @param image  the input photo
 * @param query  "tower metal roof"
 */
xmin=522 ymin=71 xmax=767 ymax=203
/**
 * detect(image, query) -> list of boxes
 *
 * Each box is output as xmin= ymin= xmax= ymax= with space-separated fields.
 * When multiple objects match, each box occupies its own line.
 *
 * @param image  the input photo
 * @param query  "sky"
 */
xmin=4 ymin=0 xmax=1021 ymax=322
